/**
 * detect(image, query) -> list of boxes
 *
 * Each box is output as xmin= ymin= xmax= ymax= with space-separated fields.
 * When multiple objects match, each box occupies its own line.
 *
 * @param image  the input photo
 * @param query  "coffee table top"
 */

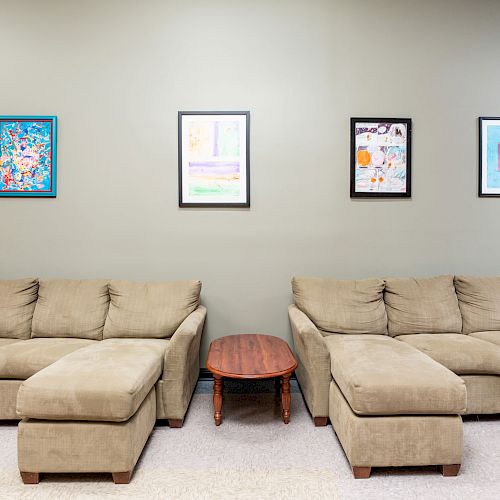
xmin=206 ymin=334 xmax=297 ymax=379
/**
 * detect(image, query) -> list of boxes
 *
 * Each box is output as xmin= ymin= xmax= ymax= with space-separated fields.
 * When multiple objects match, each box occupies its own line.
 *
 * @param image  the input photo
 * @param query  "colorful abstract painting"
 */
xmin=179 ymin=112 xmax=249 ymax=207
xmin=479 ymin=117 xmax=500 ymax=196
xmin=350 ymin=118 xmax=411 ymax=198
xmin=0 ymin=116 xmax=57 ymax=197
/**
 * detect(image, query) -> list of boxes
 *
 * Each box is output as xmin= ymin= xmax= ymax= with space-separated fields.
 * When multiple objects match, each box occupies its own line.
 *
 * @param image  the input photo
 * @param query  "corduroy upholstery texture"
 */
xmin=162 ymin=305 xmax=206 ymax=420
xmin=31 ymin=280 xmax=110 ymax=340
xmin=103 ymin=280 xmax=201 ymax=339
xmin=461 ymin=375 xmax=500 ymax=414
xmin=16 ymin=339 xmax=168 ymax=421
xmin=292 ymin=277 xmax=387 ymax=335
xmin=0 ymin=278 xmax=38 ymax=339
xmin=288 ymin=305 xmax=330 ymax=417
xmin=0 ymin=338 xmax=96 ymax=379
xmin=18 ymin=388 xmax=156 ymax=473
xmin=396 ymin=333 xmax=500 ymax=375
xmin=0 ymin=338 xmax=23 ymax=348
xmin=384 ymin=275 xmax=462 ymax=336
xmin=328 ymin=380 xmax=464 ymax=468
xmin=0 ymin=379 xmax=23 ymax=419
xmin=323 ymin=334 xmax=466 ymax=415
xmin=469 ymin=330 xmax=500 ymax=346
xmin=455 ymin=276 xmax=500 ymax=333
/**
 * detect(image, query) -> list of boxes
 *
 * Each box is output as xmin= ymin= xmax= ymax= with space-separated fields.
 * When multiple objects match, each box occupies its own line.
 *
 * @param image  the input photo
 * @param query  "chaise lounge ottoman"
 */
xmin=16 ymin=339 xmax=167 ymax=484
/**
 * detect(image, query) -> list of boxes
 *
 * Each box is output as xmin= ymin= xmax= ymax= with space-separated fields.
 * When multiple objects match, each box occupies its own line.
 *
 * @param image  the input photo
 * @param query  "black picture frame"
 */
xmin=478 ymin=116 xmax=500 ymax=197
xmin=350 ymin=117 xmax=412 ymax=198
xmin=178 ymin=111 xmax=250 ymax=208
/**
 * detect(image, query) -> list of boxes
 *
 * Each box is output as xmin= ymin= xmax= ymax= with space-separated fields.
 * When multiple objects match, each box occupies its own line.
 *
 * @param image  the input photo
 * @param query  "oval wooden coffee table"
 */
xmin=206 ymin=334 xmax=298 ymax=426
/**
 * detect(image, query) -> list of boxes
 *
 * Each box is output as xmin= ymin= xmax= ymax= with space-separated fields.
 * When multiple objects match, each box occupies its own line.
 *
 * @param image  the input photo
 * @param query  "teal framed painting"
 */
xmin=0 ymin=116 xmax=57 ymax=197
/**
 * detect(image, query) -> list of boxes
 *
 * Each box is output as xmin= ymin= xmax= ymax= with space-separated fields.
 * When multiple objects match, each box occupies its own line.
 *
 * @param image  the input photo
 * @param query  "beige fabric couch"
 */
xmin=290 ymin=275 xmax=500 ymax=478
xmin=0 ymin=278 xmax=206 ymax=484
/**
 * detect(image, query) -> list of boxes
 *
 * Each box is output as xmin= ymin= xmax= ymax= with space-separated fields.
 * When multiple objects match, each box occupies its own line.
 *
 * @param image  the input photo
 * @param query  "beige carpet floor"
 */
xmin=0 ymin=382 xmax=499 ymax=500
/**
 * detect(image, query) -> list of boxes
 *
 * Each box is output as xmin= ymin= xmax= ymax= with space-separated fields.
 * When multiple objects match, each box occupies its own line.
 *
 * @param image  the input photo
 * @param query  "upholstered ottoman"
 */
xmin=16 ymin=339 xmax=168 ymax=484
xmin=325 ymin=335 xmax=467 ymax=478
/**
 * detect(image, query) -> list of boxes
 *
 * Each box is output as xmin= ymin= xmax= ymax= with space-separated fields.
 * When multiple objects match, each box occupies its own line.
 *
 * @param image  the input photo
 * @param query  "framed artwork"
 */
xmin=178 ymin=111 xmax=250 ymax=207
xmin=0 ymin=116 xmax=57 ymax=197
xmin=479 ymin=117 xmax=500 ymax=197
xmin=350 ymin=117 xmax=411 ymax=198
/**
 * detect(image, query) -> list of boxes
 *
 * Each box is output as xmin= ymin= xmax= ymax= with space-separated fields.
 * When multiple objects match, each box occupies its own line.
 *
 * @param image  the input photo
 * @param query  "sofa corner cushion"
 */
xmin=0 ymin=338 xmax=96 ymax=379
xmin=291 ymin=276 xmax=387 ymax=335
xmin=31 ymin=280 xmax=110 ymax=340
xmin=16 ymin=339 xmax=168 ymax=422
xmin=397 ymin=333 xmax=500 ymax=376
xmin=323 ymin=334 xmax=466 ymax=415
xmin=384 ymin=275 xmax=462 ymax=336
xmin=103 ymin=280 xmax=201 ymax=339
xmin=455 ymin=276 xmax=500 ymax=333
xmin=0 ymin=278 xmax=38 ymax=339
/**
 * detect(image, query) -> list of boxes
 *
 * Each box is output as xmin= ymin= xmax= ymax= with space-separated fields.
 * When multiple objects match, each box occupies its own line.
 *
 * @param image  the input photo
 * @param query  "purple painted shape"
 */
xmin=189 ymin=161 xmax=240 ymax=176
xmin=213 ymin=122 xmax=219 ymax=156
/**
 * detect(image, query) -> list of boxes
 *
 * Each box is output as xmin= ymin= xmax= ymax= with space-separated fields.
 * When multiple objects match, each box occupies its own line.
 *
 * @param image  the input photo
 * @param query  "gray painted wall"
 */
xmin=1 ymin=0 xmax=500 ymax=361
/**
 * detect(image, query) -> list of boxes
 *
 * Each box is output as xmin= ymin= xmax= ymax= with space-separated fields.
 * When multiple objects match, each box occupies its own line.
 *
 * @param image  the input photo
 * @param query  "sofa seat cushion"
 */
xmin=384 ymin=275 xmax=462 ymax=336
xmin=0 ymin=278 xmax=38 ymax=339
xmin=16 ymin=339 xmax=169 ymax=422
xmin=32 ymin=280 xmax=110 ymax=340
xmin=0 ymin=338 xmax=95 ymax=379
xmin=292 ymin=277 xmax=387 ymax=335
xmin=396 ymin=333 xmax=500 ymax=375
xmin=0 ymin=338 xmax=23 ymax=348
xmin=469 ymin=331 xmax=500 ymax=347
xmin=103 ymin=280 xmax=201 ymax=339
xmin=323 ymin=334 xmax=466 ymax=415
xmin=455 ymin=276 xmax=500 ymax=333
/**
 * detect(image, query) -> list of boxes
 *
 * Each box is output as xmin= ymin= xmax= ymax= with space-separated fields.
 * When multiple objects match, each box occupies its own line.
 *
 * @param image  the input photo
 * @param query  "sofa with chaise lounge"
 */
xmin=289 ymin=275 xmax=500 ymax=478
xmin=0 ymin=278 xmax=206 ymax=484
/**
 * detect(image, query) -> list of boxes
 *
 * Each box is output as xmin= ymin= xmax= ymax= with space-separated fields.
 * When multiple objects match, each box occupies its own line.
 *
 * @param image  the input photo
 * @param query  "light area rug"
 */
xmin=0 ymin=383 xmax=499 ymax=500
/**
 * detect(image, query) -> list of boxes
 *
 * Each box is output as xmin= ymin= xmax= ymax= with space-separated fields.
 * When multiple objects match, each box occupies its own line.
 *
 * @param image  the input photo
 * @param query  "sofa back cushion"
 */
xmin=384 ymin=275 xmax=462 ymax=336
xmin=455 ymin=276 xmax=500 ymax=333
xmin=31 ymin=280 xmax=110 ymax=340
xmin=0 ymin=279 xmax=38 ymax=339
xmin=103 ymin=280 xmax=201 ymax=339
xmin=292 ymin=277 xmax=387 ymax=335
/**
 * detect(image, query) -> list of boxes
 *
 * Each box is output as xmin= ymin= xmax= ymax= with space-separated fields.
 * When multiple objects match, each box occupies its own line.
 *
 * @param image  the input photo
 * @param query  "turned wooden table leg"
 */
xmin=213 ymin=374 xmax=223 ymax=426
xmin=281 ymin=373 xmax=291 ymax=424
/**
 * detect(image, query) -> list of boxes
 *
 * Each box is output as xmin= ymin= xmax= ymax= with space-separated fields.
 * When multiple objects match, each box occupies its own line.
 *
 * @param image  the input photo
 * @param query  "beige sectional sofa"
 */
xmin=0 ymin=278 xmax=206 ymax=484
xmin=289 ymin=275 xmax=500 ymax=478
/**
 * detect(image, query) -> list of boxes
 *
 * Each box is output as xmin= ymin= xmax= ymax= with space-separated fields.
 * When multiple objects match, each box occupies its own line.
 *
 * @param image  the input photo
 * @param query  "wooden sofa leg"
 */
xmin=112 ymin=471 xmax=133 ymax=484
xmin=441 ymin=464 xmax=461 ymax=477
xmin=352 ymin=466 xmax=371 ymax=479
xmin=314 ymin=416 xmax=328 ymax=426
xmin=20 ymin=472 xmax=40 ymax=484
xmin=168 ymin=419 xmax=183 ymax=428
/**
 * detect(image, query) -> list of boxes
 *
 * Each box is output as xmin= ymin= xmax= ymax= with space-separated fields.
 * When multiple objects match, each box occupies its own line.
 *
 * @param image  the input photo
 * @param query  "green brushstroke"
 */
xmin=189 ymin=184 xmax=240 ymax=197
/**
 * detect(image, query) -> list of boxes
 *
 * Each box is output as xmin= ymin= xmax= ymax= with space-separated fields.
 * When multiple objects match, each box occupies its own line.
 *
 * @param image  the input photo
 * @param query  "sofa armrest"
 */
xmin=161 ymin=305 xmax=207 ymax=420
xmin=288 ymin=304 xmax=331 ymax=418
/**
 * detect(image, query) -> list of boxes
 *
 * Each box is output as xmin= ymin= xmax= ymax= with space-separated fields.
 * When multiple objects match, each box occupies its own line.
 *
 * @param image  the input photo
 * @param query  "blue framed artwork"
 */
xmin=0 ymin=116 xmax=57 ymax=197
xmin=479 ymin=117 xmax=500 ymax=197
